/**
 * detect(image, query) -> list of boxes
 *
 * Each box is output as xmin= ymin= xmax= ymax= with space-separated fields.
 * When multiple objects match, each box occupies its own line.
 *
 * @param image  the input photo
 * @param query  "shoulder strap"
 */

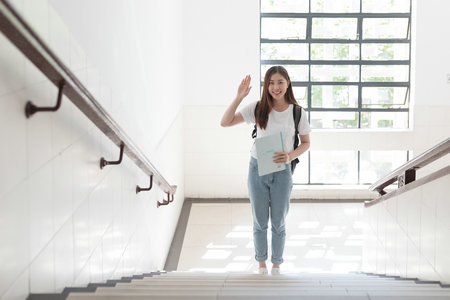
xmin=293 ymin=105 xmax=302 ymax=150
xmin=251 ymin=102 xmax=259 ymax=139
xmin=293 ymin=105 xmax=301 ymax=135
xmin=290 ymin=105 xmax=302 ymax=173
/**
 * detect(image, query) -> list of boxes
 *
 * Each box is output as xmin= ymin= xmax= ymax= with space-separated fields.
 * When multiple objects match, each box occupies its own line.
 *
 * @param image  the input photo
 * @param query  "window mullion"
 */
xmin=358 ymin=14 xmax=363 ymax=128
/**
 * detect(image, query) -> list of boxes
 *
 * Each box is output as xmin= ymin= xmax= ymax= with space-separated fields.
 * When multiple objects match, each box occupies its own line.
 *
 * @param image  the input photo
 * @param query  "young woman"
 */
xmin=220 ymin=66 xmax=311 ymax=275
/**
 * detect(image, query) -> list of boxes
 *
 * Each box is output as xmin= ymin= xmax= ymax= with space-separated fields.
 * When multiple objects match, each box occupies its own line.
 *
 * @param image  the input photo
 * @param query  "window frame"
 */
xmin=260 ymin=1 xmax=412 ymax=130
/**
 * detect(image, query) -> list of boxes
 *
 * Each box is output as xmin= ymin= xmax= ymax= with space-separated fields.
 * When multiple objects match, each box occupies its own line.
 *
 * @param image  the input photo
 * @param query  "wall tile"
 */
xmin=69 ymin=35 xmax=86 ymax=72
xmin=0 ymin=269 xmax=29 ymax=300
xmin=72 ymin=199 xmax=90 ymax=279
xmin=407 ymin=190 xmax=422 ymax=248
xmin=0 ymin=184 xmax=30 ymax=296
xmin=89 ymin=244 xmax=103 ymax=283
xmin=29 ymin=162 xmax=54 ymax=259
xmin=406 ymin=239 xmax=420 ymax=279
xmin=26 ymin=82 xmax=54 ymax=174
xmin=29 ymin=241 xmax=55 ymax=293
xmin=88 ymin=183 xmax=112 ymax=255
xmin=52 ymin=152 xmax=73 ymax=231
xmin=101 ymin=226 xmax=116 ymax=281
xmin=23 ymin=0 xmax=49 ymax=86
xmin=435 ymin=220 xmax=450 ymax=284
xmin=73 ymin=261 xmax=90 ymax=288
xmin=53 ymin=221 xmax=74 ymax=292
xmin=0 ymin=92 xmax=27 ymax=200
xmin=48 ymin=5 xmax=70 ymax=67
xmin=0 ymin=33 xmax=25 ymax=96
xmin=419 ymin=202 xmax=436 ymax=268
xmin=435 ymin=176 xmax=450 ymax=230
xmin=51 ymin=95 xmax=74 ymax=157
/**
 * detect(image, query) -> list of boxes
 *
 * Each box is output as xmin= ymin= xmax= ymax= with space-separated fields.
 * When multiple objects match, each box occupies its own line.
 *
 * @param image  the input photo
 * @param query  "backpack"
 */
xmin=251 ymin=102 xmax=302 ymax=174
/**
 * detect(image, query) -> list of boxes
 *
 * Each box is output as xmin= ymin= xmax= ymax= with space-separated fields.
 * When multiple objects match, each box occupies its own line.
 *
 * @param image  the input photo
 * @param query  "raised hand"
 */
xmin=236 ymin=75 xmax=252 ymax=100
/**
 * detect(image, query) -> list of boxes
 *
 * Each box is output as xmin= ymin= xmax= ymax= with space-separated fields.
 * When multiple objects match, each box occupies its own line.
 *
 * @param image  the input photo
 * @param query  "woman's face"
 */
xmin=268 ymin=72 xmax=289 ymax=101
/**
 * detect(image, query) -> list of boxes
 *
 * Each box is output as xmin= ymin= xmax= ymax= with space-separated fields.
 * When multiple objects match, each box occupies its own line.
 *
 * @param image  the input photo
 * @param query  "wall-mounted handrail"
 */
xmin=368 ymin=138 xmax=450 ymax=197
xmin=0 ymin=1 xmax=177 ymax=198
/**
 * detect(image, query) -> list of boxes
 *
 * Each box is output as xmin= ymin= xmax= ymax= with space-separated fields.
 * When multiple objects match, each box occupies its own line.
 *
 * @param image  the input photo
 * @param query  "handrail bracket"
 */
xmin=157 ymin=185 xmax=177 ymax=207
xmin=25 ymin=80 xmax=65 ymax=118
xmin=136 ymin=175 xmax=153 ymax=194
xmin=100 ymin=143 xmax=124 ymax=169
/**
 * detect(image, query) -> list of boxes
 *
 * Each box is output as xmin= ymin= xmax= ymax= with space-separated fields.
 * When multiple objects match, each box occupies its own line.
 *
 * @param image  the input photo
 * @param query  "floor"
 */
xmin=177 ymin=202 xmax=365 ymax=274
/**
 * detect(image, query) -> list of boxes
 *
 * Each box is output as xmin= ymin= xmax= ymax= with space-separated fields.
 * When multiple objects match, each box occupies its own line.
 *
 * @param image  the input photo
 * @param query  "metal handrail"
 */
xmin=369 ymin=137 xmax=450 ymax=196
xmin=0 ymin=1 xmax=177 ymax=198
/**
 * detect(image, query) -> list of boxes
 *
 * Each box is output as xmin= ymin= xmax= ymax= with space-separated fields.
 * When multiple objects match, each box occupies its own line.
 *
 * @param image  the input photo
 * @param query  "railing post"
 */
xmin=398 ymin=168 xmax=416 ymax=188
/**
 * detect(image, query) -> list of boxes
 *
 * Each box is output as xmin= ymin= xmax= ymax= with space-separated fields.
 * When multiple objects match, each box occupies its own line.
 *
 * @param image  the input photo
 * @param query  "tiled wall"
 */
xmin=0 ymin=1 xmax=184 ymax=299
xmin=362 ymin=173 xmax=450 ymax=284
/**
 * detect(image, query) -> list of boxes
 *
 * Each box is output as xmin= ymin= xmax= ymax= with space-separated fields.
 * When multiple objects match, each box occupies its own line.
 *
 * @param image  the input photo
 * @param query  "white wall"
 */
xmin=183 ymin=0 xmax=450 ymax=199
xmin=363 ymin=173 xmax=450 ymax=283
xmin=413 ymin=0 xmax=450 ymax=107
xmin=183 ymin=0 xmax=261 ymax=107
xmin=0 ymin=0 xmax=184 ymax=299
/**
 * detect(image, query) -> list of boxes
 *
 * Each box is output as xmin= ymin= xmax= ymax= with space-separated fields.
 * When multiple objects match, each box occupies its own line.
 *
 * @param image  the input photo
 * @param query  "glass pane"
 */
xmin=293 ymin=86 xmax=308 ymax=107
xmin=361 ymin=65 xmax=409 ymax=82
xmin=361 ymin=111 xmax=409 ymax=129
xmin=312 ymin=0 xmax=360 ymax=12
xmin=261 ymin=18 xmax=307 ymax=40
xmin=362 ymin=0 xmax=410 ymax=13
xmin=363 ymin=18 xmax=409 ymax=39
xmin=311 ymin=65 xmax=359 ymax=82
xmin=310 ymin=151 xmax=358 ymax=184
xmin=311 ymin=43 xmax=359 ymax=60
xmin=261 ymin=43 xmax=309 ymax=60
xmin=310 ymin=111 xmax=358 ymax=129
xmin=311 ymin=85 xmax=358 ymax=108
xmin=292 ymin=155 xmax=309 ymax=184
xmin=261 ymin=0 xmax=309 ymax=13
xmin=362 ymin=87 xmax=408 ymax=108
xmin=312 ymin=18 xmax=358 ymax=39
xmin=261 ymin=64 xmax=309 ymax=81
xmin=360 ymin=151 xmax=409 ymax=184
xmin=362 ymin=44 xmax=409 ymax=60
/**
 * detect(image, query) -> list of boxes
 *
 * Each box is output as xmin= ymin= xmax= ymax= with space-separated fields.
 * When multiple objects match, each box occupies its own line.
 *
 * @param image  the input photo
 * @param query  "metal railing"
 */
xmin=0 ymin=0 xmax=176 ymax=206
xmin=366 ymin=137 xmax=450 ymax=204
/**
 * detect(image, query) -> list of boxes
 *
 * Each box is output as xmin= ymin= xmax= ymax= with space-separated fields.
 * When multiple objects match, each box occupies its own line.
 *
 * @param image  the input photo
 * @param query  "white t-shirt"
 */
xmin=239 ymin=101 xmax=311 ymax=159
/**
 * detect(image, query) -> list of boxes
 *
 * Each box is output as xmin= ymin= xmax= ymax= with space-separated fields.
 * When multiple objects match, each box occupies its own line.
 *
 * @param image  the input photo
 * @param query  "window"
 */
xmin=293 ymin=150 xmax=410 ymax=185
xmin=260 ymin=0 xmax=411 ymax=130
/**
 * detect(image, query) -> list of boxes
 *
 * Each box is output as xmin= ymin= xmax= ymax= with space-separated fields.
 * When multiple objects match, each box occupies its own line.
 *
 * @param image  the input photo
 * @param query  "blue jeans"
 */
xmin=248 ymin=157 xmax=292 ymax=265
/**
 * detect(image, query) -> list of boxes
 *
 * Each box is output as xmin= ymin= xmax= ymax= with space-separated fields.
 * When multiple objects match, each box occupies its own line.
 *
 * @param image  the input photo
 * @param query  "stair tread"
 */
xmin=63 ymin=272 xmax=450 ymax=300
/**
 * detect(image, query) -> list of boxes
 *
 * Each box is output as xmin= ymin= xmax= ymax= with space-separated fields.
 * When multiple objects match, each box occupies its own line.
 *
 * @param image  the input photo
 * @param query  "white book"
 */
xmin=255 ymin=132 xmax=286 ymax=176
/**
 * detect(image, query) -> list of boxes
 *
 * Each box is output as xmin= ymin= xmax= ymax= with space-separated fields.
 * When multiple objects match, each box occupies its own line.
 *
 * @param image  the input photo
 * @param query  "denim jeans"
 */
xmin=248 ymin=157 xmax=293 ymax=265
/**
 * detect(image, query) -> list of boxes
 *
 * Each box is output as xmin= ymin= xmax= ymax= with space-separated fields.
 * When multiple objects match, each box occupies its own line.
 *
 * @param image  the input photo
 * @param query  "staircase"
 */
xmin=63 ymin=271 xmax=450 ymax=300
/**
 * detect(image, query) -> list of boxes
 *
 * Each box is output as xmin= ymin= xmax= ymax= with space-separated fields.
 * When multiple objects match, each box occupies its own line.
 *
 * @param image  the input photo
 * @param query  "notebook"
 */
xmin=254 ymin=132 xmax=286 ymax=176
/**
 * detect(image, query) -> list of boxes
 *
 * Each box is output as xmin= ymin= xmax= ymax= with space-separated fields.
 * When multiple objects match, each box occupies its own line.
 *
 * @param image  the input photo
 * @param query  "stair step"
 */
xmin=62 ymin=272 xmax=450 ymax=300
xmin=66 ymin=294 xmax=450 ymax=300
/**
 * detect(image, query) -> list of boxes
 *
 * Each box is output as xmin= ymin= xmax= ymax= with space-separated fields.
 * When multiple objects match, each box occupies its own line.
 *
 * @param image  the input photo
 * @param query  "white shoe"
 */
xmin=258 ymin=267 xmax=268 ymax=275
xmin=271 ymin=268 xmax=280 ymax=275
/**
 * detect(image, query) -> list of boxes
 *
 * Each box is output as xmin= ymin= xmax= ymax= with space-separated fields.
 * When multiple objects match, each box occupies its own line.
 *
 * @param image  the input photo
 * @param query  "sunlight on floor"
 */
xmin=178 ymin=202 xmax=365 ymax=274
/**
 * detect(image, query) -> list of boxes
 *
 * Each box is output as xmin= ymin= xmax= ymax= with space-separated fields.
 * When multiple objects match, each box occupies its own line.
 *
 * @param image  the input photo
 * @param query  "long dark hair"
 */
xmin=256 ymin=66 xmax=299 ymax=130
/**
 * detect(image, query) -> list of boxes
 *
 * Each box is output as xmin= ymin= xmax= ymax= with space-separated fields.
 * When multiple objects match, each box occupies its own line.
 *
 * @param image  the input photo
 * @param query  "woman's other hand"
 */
xmin=273 ymin=152 xmax=291 ymax=164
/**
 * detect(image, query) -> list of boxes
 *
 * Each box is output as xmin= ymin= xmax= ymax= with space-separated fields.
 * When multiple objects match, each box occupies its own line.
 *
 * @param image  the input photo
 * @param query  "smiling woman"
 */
xmin=220 ymin=66 xmax=311 ymax=275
